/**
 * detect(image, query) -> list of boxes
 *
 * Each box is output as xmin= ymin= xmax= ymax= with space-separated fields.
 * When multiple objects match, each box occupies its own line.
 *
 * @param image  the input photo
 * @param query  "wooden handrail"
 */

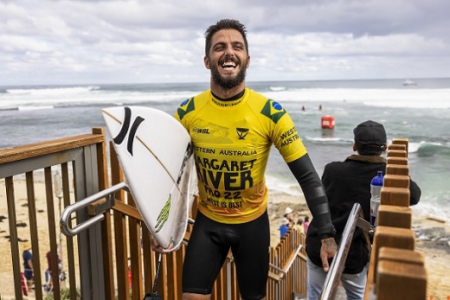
xmin=0 ymin=133 xmax=105 ymax=164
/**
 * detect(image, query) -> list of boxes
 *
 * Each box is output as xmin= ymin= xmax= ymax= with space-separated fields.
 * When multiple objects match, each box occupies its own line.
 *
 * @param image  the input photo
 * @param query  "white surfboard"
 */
xmin=101 ymin=106 xmax=197 ymax=251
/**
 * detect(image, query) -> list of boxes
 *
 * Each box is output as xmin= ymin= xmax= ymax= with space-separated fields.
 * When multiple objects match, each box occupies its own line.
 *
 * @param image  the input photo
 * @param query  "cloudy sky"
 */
xmin=1 ymin=0 xmax=449 ymax=86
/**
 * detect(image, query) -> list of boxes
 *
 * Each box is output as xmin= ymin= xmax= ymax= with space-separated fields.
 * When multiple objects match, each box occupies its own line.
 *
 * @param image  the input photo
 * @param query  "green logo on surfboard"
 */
xmin=155 ymin=195 xmax=171 ymax=232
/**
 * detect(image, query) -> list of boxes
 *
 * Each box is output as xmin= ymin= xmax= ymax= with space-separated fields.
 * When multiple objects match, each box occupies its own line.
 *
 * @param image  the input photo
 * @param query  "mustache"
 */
xmin=219 ymin=55 xmax=239 ymax=65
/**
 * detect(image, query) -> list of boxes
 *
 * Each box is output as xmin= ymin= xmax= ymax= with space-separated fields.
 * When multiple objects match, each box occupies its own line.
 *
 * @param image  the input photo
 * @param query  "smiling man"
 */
xmin=151 ymin=19 xmax=337 ymax=300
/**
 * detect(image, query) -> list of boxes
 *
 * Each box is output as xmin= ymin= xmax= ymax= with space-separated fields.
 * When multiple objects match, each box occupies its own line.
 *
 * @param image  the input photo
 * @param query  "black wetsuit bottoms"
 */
xmin=182 ymin=210 xmax=270 ymax=300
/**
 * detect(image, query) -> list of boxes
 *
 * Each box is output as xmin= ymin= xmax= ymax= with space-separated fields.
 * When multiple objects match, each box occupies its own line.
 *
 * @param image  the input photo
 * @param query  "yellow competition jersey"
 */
xmin=175 ymin=88 xmax=307 ymax=224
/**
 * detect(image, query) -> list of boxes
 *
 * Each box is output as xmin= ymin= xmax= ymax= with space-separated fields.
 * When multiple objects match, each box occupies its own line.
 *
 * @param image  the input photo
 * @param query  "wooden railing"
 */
xmin=0 ymin=128 xmax=107 ymax=300
xmin=364 ymin=138 xmax=427 ymax=300
xmin=0 ymin=129 xmax=307 ymax=300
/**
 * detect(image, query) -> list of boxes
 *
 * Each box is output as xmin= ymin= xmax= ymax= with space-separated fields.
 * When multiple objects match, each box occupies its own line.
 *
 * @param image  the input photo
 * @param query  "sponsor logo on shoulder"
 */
xmin=193 ymin=127 xmax=210 ymax=134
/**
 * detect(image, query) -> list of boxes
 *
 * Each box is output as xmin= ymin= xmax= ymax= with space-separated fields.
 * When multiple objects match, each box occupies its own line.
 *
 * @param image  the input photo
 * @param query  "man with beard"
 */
xmin=151 ymin=19 xmax=337 ymax=300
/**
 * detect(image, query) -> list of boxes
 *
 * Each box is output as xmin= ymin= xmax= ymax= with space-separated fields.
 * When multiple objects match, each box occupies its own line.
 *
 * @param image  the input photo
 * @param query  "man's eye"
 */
xmin=213 ymin=45 xmax=224 ymax=51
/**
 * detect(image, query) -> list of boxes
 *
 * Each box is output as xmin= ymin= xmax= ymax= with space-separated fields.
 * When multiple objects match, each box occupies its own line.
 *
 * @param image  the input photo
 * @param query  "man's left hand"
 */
xmin=320 ymin=237 xmax=338 ymax=272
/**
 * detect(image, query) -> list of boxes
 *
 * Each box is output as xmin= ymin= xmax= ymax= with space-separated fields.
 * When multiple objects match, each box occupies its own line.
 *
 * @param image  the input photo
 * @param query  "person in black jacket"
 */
xmin=305 ymin=120 xmax=421 ymax=300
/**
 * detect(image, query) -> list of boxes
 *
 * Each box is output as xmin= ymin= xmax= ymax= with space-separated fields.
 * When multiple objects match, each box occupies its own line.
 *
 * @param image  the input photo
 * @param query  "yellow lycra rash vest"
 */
xmin=175 ymin=88 xmax=307 ymax=224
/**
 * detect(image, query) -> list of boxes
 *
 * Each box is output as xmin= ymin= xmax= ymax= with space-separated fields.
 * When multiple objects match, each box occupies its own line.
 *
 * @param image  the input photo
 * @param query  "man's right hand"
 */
xmin=150 ymin=235 xmax=173 ymax=253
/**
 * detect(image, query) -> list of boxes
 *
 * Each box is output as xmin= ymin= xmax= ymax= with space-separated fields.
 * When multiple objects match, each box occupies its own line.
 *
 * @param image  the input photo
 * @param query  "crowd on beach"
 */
xmin=279 ymin=206 xmax=310 ymax=239
xmin=20 ymin=241 xmax=65 ymax=296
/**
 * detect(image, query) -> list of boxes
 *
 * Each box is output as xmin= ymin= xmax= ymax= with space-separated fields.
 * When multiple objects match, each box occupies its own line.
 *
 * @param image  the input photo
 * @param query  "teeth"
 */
xmin=222 ymin=62 xmax=236 ymax=68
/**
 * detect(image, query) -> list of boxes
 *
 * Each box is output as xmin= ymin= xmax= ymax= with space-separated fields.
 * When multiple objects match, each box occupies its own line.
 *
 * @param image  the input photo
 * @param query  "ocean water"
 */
xmin=1 ymin=78 xmax=449 ymax=221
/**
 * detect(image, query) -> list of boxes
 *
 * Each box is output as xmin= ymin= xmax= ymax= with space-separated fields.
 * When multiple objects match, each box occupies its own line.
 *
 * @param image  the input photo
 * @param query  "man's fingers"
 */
xmin=320 ymin=252 xmax=330 ymax=272
xmin=150 ymin=235 xmax=174 ymax=253
xmin=320 ymin=237 xmax=338 ymax=272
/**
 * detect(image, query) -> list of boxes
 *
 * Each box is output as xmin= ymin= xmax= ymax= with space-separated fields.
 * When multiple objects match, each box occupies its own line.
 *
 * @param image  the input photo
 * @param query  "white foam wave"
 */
xmin=0 ymin=86 xmax=200 ymax=109
xmin=18 ymin=105 xmax=54 ymax=110
xmin=306 ymin=136 xmax=352 ymax=143
xmin=1 ymin=86 xmax=449 ymax=110
xmin=269 ymin=86 xmax=286 ymax=91
xmin=264 ymin=88 xmax=450 ymax=109
xmin=266 ymin=176 xmax=303 ymax=197
xmin=408 ymin=142 xmax=422 ymax=153
xmin=409 ymin=141 xmax=450 ymax=153
xmin=412 ymin=199 xmax=450 ymax=223
xmin=7 ymin=86 xmax=99 ymax=95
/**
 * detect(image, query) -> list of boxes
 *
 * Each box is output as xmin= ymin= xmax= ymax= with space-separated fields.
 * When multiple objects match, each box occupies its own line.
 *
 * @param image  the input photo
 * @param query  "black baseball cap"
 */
xmin=353 ymin=120 xmax=387 ymax=154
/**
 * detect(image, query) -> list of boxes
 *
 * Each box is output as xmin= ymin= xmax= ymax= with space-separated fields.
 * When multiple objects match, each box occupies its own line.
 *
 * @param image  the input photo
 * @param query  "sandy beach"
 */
xmin=1 ymin=180 xmax=450 ymax=299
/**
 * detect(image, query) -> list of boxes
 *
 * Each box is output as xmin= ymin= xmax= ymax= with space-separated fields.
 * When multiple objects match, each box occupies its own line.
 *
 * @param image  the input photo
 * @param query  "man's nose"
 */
xmin=224 ymin=45 xmax=235 ymax=56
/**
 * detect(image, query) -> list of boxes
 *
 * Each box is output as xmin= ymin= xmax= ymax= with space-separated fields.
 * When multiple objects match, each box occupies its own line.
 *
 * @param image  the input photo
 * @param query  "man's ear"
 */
xmin=352 ymin=143 xmax=357 ymax=152
xmin=204 ymin=56 xmax=210 ymax=69
xmin=381 ymin=145 xmax=387 ymax=152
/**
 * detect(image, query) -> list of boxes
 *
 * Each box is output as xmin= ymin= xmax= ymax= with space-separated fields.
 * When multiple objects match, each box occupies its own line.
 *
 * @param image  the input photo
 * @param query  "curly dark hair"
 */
xmin=204 ymin=19 xmax=249 ymax=56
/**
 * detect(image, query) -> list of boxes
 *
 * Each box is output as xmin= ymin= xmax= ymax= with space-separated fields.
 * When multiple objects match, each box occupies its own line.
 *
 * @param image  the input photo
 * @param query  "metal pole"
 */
xmin=227 ymin=260 xmax=232 ymax=300
xmin=319 ymin=203 xmax=364 ymax=300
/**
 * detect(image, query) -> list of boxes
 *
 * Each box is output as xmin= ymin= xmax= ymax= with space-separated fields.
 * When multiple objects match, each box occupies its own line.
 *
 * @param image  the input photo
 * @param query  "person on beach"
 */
xmin=150 ymin=19 xmax=337 ymax=300
xmin=294 ymin=218 xmax=305 ymax=235
xmin=22 ymin=242 xmax=33 ymax=291
xmin=46 ymin=250 xmax=62 ymax=291
xmin=279 ymin=217 xmax=290 ymax=238
xmin=305 ymin=120 xmax=421 ymax=300
xmin=303 ymin=216 xmax=310 ymax=233
xmin=284 ymin=206 xmax=295 ymax=228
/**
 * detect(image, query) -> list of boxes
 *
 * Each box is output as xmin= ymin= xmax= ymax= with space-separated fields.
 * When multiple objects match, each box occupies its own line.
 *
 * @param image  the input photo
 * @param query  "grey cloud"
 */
xmin=0 ymin=0 xmax=449 ymax=85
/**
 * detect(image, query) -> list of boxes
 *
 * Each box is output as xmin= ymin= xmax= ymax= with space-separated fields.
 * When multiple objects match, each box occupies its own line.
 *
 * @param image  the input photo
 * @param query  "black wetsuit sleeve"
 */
xmin=409 ymin=178 xmax=421 ymax=206
xmin=287 ymin=154 xmax=336 ymax=239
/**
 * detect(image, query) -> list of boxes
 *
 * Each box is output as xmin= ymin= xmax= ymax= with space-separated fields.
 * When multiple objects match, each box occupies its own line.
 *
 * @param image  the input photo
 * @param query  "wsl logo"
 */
xmin=236 ymin=127 xmax=249 ymax=140
xmin=113 ymin=106 xmax=144 ymax=156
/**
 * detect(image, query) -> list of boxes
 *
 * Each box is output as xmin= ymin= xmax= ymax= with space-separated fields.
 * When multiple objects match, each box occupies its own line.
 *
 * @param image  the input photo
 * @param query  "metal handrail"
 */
xmin=269 ymin=243 xmax=304 ymax=275
xmin=60 ymin=182 xmax=129 ymax=236
xmin=319 ymin=203 xmax=372 ymax=300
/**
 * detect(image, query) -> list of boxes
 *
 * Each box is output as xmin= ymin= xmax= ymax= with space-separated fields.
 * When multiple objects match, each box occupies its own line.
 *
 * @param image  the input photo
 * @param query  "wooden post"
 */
xmin=391 ymin=138 xmax=409 ymax=154
xmin=388 ymin=144 xmax=406 ymax=152
xmin=378 ymin=247 xmax=424 ymax=266
xmin=383 ymin=174 xmax=410 ymax=189
xmin=377 ymin=205 xmax=412 ymax=229
xmin=380 ymin=187 xmax=410 ymax=207
xmin=387 ymin=150 xmax=407 ymax=158
xmin=387 ymin=157 xmax=408 ymax=165
xmin=376 ymin=260 xmax=427 ymax=299
xmin=370 ymin=226 xmax=416 ymax=283
xmin=386 ymin=165 xmax=409 ymax=176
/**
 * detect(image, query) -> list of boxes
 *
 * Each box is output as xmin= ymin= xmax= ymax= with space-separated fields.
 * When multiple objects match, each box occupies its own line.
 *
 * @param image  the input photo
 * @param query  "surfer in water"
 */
xmin=151 ymin=19 xmax=337 ymax=300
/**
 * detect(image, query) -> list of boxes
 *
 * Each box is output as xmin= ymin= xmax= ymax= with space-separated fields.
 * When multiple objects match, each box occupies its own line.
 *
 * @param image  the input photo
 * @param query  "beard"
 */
xmin=210 ymin=57 xmax=247 ymax=90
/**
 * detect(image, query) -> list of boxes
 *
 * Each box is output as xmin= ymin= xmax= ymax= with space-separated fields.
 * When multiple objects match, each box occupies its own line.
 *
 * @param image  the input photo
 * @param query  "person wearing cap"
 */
xmin=22 ymin=242 xmax=34 ymax=291
xmin=305 ymin=120 xmax=421 ymax=300
xmin=284 ymin=206 xmax=296 ymax=228
xmin=279 ymin=217 xmax=290 ymax=238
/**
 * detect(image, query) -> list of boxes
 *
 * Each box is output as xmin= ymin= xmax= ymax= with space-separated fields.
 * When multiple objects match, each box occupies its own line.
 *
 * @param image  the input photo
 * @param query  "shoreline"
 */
xmin=1 ymin=180 xmax=450 ymax=299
